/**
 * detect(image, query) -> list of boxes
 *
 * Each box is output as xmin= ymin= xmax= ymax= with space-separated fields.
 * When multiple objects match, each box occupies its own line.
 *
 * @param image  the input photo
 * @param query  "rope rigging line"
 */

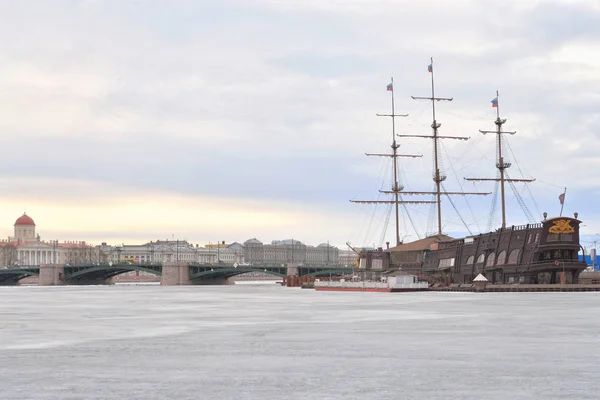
xmin=425 ymin=183 xmax=437 ymax=237
xmin=360 ymin=156 xmax=390 ymax=245
xmin=400 ymin=196 xmax=422 ymax=240
xmin=486 ymin=172 xmax=500 ymax=233
xmin=402 ymin=201 xmax=490 ymax=228
xmin=441 ymin=141 xmax=482 ymax=233
xmin=444 ymin=109 xmax=499 ymax=123
xmin=405 ymin=103 xmax=436 ymax=130
xmin=504 ymin=136 xmax=542 ymax=218
xmin=449 ymin=133 xmax=487 ymax=167
xmin=399 ymin=202 xmax=410 ymax=243
xmin=442 ymin=182 xmax=473 ymax=236
xmin=506 ymin=171 xmax=536 ymax=224
xmin=396 ymin=158 xmax=422 ymax=240
xmin=378 ymin=203 xmax=393 ymax=248
xmin=486 ymin=129 xmax=502 ymax=233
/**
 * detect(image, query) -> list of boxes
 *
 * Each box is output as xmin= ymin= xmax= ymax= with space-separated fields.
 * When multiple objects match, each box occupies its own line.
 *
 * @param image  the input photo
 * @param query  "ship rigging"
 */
xmin=349 ymin=77 xmax=435 ymax=247
xmin=465 ymin=91 xmax=536 ymax=231
xmin=391 ymin=58 xmax=490 ymax=237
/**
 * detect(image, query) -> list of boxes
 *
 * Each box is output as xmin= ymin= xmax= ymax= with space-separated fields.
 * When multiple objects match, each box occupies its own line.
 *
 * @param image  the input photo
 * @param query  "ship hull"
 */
xmin=380 ymin=217 xmax=587 ymax=285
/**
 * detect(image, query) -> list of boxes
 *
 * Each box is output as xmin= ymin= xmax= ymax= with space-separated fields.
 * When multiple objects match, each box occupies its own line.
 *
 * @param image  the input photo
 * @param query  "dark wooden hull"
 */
xmin=364 ymin=217 xmax=587 ymax=285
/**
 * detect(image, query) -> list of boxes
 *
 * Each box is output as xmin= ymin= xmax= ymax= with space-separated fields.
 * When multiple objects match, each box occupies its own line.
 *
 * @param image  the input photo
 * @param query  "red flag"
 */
xmin=558 ymin=193 xmax=565 ymax=205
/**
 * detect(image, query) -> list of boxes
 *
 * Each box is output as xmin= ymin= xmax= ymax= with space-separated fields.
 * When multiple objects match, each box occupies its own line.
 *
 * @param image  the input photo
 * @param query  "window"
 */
xmin=548 ymin=234 xmax=559 ymax=242
xmin=476 ymin=254 xmax=485 ymax=264
xmin=466 ymin=255 xmax=474 ymax=265
xmin=554 ymin=250 xmax=562 ymax=259
xmin=507 ymin=249 xmax=520 ymax=264
xmin=527 ymin=234 xmax=532 ymax=244
xmin=438 ymin=258 xmax=455 ymax=269
xmin=496 ymin=250 xmax=507 ymax=265
xmin=534 ymin=233 xmax=539 ymax=242
xmin=561 ymin=234 xmax=573 ymax=242
xmin=486 ymin=253 xmax=496 ymax=267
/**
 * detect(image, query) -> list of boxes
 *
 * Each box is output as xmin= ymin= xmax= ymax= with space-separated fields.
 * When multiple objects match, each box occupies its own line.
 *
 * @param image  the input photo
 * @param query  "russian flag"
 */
xmin=491 ymin=97 xmax=498 ymax=108
xmin=427 ymin=63 xmax=432 ymax=73
xmin=386 ymin=82 xmax=393 ymax=91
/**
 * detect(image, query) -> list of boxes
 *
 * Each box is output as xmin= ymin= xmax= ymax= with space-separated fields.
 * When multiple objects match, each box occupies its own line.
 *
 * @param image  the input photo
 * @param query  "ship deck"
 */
xmin=430 ymin=283 xmax=600 ymax=292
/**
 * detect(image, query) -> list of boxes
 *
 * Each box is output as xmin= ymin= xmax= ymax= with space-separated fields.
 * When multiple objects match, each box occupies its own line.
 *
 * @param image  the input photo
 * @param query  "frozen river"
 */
xmin=1 ymin=284 xmax=599 ymax=399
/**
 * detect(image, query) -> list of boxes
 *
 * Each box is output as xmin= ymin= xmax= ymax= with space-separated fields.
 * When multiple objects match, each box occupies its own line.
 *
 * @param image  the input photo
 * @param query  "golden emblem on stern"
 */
xmin=548 ymin=219 xmax=575 ymax=234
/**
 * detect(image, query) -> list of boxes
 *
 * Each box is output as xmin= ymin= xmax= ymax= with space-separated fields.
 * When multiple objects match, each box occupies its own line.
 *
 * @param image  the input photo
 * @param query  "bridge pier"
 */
xmin=39 ymin=264 xmax=64 ymax=286
xmin=286 ymin=263 xmax=301 ymax=287
xmin=161 ymin=262 xmax=191 ymax=285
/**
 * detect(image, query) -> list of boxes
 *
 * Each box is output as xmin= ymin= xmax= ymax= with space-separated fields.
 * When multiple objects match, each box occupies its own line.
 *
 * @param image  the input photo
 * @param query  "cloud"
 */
xmin=0 ymin=176 xmax=363 ymax=246
xmin=0 ymin=0 xmax=597 ymax=247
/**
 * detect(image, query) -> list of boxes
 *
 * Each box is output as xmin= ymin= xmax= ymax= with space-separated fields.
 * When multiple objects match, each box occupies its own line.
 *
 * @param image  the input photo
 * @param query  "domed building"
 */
xmin=0 ymin=213 xmax=92 ymax=266
xmin=14 ymin=213 xmax=36 ymax=241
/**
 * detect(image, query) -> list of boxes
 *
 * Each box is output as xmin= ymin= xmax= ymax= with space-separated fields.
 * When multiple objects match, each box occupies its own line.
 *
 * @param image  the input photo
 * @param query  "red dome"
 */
xmin=14 ymin=213 xmax=35 ymax=226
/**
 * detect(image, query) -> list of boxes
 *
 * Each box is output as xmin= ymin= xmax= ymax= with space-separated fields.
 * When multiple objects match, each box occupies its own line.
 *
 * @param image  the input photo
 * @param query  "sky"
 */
xmin=0 ymin=0 xmax=599 ymax=250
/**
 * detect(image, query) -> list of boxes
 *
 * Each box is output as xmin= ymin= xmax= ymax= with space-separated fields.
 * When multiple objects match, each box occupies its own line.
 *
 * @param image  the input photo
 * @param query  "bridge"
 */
xmin=0 ymin=262 xmax=353 ymax=286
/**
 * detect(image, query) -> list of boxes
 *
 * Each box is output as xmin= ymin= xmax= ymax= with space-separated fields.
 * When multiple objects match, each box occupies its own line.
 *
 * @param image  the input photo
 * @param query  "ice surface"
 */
xmin=1 ymin=285 xmax=599 ymax=399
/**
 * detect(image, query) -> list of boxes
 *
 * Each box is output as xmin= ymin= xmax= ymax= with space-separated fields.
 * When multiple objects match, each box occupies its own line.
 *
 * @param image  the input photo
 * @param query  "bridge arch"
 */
xmin=65 ymin=264 xmax=162 ymax=283
xmin=189 ymin=267 xmax=287 ymax=281
xmin=0 ymin=268 xmax=39 ymax=285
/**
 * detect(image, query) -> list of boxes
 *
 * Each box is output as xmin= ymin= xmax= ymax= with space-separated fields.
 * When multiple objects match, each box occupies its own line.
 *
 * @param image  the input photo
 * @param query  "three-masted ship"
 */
xmin=351 ymin=59 xmax=587 ymax=285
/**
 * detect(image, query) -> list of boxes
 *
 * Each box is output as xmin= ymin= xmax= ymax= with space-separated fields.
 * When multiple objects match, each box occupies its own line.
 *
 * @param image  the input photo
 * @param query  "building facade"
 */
xmin=0 ymin=213 xmax=357 ymax=268
xmin=0 ymin=213 xmax=94 ymax=266
xmin=97 ymin=240 xmax=245 ymax=265
xmin=242 ymin=238 xmax=341 ymax=266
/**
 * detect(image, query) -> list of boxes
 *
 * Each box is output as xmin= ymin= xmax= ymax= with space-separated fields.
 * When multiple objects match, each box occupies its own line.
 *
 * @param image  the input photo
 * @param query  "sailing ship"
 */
xmin=348 ymin=58 xmax=587 ymax=286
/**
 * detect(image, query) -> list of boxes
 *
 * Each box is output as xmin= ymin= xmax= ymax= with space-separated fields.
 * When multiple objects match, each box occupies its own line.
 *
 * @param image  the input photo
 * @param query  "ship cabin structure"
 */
xmin=422 ymin=215 xmax=586 ymax=284
xmin=386 ymin=234 xmax=453 ymax=274
xmin=359 ymin=215 xmax=587 ymax=285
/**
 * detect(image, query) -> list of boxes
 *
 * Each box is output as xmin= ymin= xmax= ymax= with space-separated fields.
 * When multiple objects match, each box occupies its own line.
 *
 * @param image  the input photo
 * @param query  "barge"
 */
xmin=314 ymin=274 xmax=429 ymax=292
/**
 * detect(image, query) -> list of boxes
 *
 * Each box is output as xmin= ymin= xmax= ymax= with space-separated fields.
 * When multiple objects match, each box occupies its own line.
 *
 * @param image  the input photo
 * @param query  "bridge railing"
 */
xmin=2 ymin=264 xmax=41 ymax=269
xmin=188 ymin=263 xmax=352 ymax=269
xmin=0 ymin=262 xmax=357 ymax=270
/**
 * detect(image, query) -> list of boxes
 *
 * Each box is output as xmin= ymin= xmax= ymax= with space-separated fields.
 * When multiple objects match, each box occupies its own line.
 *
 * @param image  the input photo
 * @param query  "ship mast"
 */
xmin=396 ymin=58 xmax=489 ymax=236
xmin=351 ymin=77 xmax=435 ymax=247
xmin=465 ymin=91 xmax=535 ymax=229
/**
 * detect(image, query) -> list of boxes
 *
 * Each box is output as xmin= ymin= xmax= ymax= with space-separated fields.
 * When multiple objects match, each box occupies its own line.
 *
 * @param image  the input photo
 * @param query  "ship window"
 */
xmin=534 ymin=233 xmax=539 ymax=242
xmin=466 ymin=255 xmax=474 ymax=265
xmin=497 ymin=250 xmax=507 ymax=265
xmin=507 ymin=249 xmax=520 ymax=264
xmin=561 ymin=234 xmax=573 ymax=241
xmin=548 ymin=234 xmax=559 ymax=242
xmin=476 ymin=254 xmax=485 ymax=264
xmin=438 ymin=258 xmax=455 ymax=269
xmin=554 ymin=250 xmax=561 ymax=259
xmin=486 ymin=253 xmax=496 ymax=267
xmin=527 ymin=234 xmax=532 ymax=244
